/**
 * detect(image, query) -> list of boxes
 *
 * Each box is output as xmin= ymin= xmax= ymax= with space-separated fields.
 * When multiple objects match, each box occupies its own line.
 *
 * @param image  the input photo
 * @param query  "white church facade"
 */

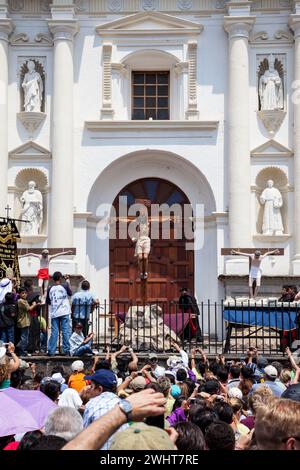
xmin=2 ymin=0 xmax=300 ymax=303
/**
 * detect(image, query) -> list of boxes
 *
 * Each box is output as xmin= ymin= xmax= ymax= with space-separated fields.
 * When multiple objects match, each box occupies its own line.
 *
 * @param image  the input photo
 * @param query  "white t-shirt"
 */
xmin=47 ymin=284 xmax=72 ymax=319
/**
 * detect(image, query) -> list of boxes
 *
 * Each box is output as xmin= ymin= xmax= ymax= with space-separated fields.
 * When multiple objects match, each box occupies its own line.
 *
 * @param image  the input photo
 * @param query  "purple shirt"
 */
xmin=240 ymin=415 xmax=255 ymax=430
xmin=166 ymin=407 xmax=187 ymax=426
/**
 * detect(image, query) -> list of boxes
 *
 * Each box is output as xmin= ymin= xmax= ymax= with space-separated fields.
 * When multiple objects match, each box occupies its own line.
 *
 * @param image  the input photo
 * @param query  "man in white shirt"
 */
xmin=69 ymin=322 xmax=94 ymax=357
xmin=47 ymin=271 xmax=72 ymax=356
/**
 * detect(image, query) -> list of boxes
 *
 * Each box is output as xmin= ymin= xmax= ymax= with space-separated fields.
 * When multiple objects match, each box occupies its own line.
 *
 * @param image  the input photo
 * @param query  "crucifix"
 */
xmin=222 ymin=248 xmax=284 ymax=299
xmin=0 ymin=205 xmax=27 ymax=224
xmin=18 ymin=248 xmax=76 ymax=299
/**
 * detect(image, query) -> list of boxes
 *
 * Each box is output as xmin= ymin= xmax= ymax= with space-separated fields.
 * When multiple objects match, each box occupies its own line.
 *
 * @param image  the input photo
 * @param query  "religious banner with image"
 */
xmin=0 ymin=220 xmax=21 ymax=287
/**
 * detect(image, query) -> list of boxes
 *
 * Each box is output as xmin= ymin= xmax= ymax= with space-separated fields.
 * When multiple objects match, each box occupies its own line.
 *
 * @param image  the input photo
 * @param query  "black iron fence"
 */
xmin=14 ymin=300 xmax=299 ymax=356
xmin=66 ymin=299 xmax=300 ymax=356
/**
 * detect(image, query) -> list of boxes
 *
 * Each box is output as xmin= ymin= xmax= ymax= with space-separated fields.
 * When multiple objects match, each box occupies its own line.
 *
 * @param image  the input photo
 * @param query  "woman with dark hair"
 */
xmin=40 ymin=379 xmax=60 ymax=403
xmin=166 ymin=395 xmax=189 ymax=426
xmin=174 ymin=422 xmax=205 ymax=452
xmin=18 ymin=430 xmax=43 ymax=450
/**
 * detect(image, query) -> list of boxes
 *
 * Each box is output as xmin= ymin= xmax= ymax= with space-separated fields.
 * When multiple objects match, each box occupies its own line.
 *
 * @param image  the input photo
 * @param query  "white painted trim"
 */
xmin=85 ymin=119 xmax=219 ymax=131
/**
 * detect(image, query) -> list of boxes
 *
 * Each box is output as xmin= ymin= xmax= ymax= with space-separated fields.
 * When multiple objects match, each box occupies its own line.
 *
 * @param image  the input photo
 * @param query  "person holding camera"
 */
xmin=17 ymin=288 xmax=41 ymax=356
xmin=0 ymin=342 xmax=20 ymax=390
xmin=0 ymin=292 xmax=17 ymax=344
xmin=69 ymin=322 xmax=94 ymax=357
xmin=46 ymin=271 xmax=72 ymax=356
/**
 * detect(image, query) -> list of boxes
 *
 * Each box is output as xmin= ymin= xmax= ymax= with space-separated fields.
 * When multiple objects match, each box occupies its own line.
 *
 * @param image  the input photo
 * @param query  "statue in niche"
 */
xmin=260 ymin=179 xmax=284 ymax=236
xmin=22 ymin=60 xmax=43 ymax=112
xmin=20 ymin=181 xmax=43 ymax=235
xmin=259 ymin=54 xmax=284 ymax=111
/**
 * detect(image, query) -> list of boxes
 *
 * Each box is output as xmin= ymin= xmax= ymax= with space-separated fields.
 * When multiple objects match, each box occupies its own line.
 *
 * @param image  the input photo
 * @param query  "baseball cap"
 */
xmin=228 ymin=387 xmax=243 ymax=400
xmin=110 ymin=423 xmax=175 ymax=450
xmin=281 ymin=383 xmax=300 ymax=403
xmin=264 ymin=365 xmax=278 ymax=379
xmin=257 ymin=356 xmax=269 ymax=369
xmin=166 ymin=355 xmax=183 ymax=368
xmin=129 ymin=376 xmax=146 ymax=392
xmin=84 ymin=369 xmax=117 ymax=390
xmin=51 ymin=372 xmax=66 ymax=385
xmin=71 ymin=360 xmax=84 ymax=372
xmin=149 ymin=353 xmax=158 ymax=360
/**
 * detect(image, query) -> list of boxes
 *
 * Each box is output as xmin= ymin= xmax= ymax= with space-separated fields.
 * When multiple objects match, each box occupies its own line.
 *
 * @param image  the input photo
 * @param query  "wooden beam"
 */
xmin=17 ymin=248 xmax=76 ymax=255
xmin=221 ymin=248 xmax=284 ymax=255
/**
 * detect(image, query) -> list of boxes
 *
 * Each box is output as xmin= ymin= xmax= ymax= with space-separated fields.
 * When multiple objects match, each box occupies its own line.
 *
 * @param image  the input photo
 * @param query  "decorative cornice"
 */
xmin=250 ymin=30 xmax=269 ymax=42
xmin=173 ymin=61 xmax=189 ymax=76
xmin=224 ymin=16 xmax=256 ymax=40
xmin=48 ymin=19 xmax=79 ymax=42
xmin=0 ymin=18 xmax=14 ymax=42
xmin=10 ymin=32 xmax=53 ymax=47
xmin=17 ymin=112 xmax=46 ymax=136
xmin=111 ymin=62 xmax=128 ymax=76
xmin=251 ymin=139 xmax=293 ymax=158
xmin=257 ymin=110 xmax=287 ymax=136
xmin=85 ymin=120 xmax=219 ymax=132
xmin=96 ymin=11 xmax=203 ymax=37
xmin=274 ymin=29 xmax=294 ymax=42
xmin=250 ymin=29 xmax=294 ymax=45
xmin=9 ymin=140 xmax=51 ymax=160
xmin=289 ymin=14 xmax=300 ymax=37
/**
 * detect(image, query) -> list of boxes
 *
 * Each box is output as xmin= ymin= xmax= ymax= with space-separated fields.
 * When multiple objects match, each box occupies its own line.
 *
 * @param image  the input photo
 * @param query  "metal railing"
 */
xmin=52 ymin=299 xmax=300 ymax=356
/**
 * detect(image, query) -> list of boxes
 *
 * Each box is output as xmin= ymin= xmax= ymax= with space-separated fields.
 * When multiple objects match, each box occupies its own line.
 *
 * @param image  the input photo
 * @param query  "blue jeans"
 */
xmin=72 ymin=342 xmax=93 ymax=357
xmin=17 ymin=327 xmax=29 ymax=355
xmin=0 ymin=326 xmax=14 ymax=344
xmin=40 ymin=331 xmax=47 ymax=352
xmin=47 ymin=315 xmax=71 ymax=355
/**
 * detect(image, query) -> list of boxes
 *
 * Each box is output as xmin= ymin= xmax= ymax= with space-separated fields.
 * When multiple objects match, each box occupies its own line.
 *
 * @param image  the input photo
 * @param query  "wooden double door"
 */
xmin=109 ymin=178 xmax=194 ymax=303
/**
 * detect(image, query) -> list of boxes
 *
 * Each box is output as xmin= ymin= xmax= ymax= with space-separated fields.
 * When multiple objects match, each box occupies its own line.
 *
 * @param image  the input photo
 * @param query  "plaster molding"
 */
xmin=96 ymin=11 xmax=203 ymax=37
xmin=9 ymin=140 xmax=51 ymax=160
xmin=17 ymin=112 xmax=46 ymax=136
xmin=10 ymin=32 xmax=53 ymax=47
xmin=85 ymin=120 xmax=219 ymax=132
xmin=257 ymin=110 xmax=287 ymax=136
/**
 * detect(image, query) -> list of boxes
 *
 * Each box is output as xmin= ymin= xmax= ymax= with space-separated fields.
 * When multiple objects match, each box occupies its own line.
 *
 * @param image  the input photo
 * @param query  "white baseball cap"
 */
xmin=51 ymin=372 xmax=66 ymax=384
xmin=264 ymin=365 xmax=278 ymax=379
xmin=228 ymin=387 xmax=243 ymax=400
xmin=71 ymin=360 xmax=84 ymax=372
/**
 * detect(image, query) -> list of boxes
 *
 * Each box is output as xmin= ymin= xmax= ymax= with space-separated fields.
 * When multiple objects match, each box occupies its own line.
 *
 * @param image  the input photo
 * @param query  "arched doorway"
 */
xmin=109 ymin=178 xmax=194 ymax=303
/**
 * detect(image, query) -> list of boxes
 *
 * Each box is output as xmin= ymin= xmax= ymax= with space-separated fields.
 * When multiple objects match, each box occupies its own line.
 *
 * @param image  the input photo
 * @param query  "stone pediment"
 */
xmin=9 ymin=141 xmax=51 ymax=160
xmin=251 ymin=139 xmax=292 ymax=158
xmin=96 ymin=11 xmax=203 ymax=36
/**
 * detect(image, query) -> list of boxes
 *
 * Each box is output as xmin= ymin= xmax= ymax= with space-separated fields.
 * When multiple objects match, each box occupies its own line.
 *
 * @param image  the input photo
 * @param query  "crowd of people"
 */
xmin=0 ymin=340 xmax=300 ymax=451
xmin=0 ymin=272 xmax=98 ymax=357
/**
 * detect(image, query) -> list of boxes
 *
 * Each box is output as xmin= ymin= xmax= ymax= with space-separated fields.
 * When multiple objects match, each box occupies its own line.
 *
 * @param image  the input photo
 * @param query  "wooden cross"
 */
xmin=5 ymin=205 xmax=11 ymax=219
xmin=221 ymin=248 xmax=284 ymax=256
xmin=17 ymin=248 xmax=76 ymax=256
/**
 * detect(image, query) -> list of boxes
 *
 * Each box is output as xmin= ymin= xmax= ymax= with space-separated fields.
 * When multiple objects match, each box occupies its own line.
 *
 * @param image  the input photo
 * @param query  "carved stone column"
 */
xmin=224 ymin=12 xmax=255 ymax=250
xmin=48 ymin=13 xmax=79 ymax=247
xmin=289 ymin=8 xmax=300 ymax=273
xmin=224 ymin=3 xmax=255 ymax=275
xmin=0 ymin=2 xmax=14 ymax=214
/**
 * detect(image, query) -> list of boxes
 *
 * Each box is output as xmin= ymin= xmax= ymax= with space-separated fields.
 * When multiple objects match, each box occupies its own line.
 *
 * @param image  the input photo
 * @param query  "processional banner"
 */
xmin=0 ymin=221 xmax=21 ymax=287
